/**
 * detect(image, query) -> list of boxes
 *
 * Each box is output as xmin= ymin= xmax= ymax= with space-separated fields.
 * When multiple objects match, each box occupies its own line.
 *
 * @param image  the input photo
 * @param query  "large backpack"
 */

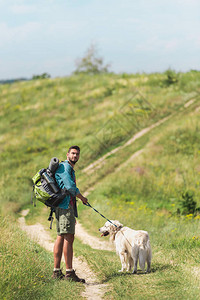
xmin=32 ymin=157 xmax=68 ymax=228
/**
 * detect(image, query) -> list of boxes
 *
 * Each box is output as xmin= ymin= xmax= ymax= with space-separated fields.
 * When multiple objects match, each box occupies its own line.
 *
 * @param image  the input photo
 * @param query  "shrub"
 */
xmin=177 ymin=190 xmax=200 ymax=216
xmin=32 ymin=73 xmax=51 ymax=80
xmin=164 ymin=69 xmax=179 ymax=86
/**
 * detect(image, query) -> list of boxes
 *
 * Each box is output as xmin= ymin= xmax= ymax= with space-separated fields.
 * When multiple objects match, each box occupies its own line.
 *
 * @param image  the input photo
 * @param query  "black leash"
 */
xmin=85 ymin=202 xmax=133 ymax=248
xmin=84 ymin=202 xmax=118 ymax=227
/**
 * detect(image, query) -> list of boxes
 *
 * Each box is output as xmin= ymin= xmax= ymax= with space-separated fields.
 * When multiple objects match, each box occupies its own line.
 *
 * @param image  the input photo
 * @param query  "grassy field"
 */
xmin=0 ymin=70 xmax=200 ymax=299
xmin=76 ymin=98 xmax=200 ymax=299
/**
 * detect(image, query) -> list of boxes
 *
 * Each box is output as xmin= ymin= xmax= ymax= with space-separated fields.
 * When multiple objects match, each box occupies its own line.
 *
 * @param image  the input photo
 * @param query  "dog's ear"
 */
xmin=114 ymin=220 xmax=123 ymax=228
xmin=105 ymin=221 xmax=110 ymax=228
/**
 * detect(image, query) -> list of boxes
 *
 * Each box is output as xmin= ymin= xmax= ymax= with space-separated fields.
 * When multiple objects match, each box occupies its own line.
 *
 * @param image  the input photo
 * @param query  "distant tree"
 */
xmin=32 ymin=73 xmax=51 ymax=80
xmin=74 ymin=43 xmax=110 ymax=75
xmin=164 ymin=69 xmax=179 ymax=85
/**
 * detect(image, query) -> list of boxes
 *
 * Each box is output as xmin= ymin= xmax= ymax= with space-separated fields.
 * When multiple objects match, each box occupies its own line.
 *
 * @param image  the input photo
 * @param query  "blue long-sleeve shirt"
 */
xmin=55 ymin=160 xmax=80 ymax=209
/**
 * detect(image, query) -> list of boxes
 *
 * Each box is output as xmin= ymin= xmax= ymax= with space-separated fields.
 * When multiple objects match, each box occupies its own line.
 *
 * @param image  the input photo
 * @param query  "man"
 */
xmin=52 ymin=145 xmax=88 ymax=282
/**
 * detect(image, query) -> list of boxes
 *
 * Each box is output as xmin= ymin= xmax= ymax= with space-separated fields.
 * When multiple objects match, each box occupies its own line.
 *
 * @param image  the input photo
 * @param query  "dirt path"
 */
xmin=18 ymin=209 xmax=109 ymax=300
xmin=83 ymin=115 xmax=172 ymax=175
xmin=75 ymin=221 xmax=114 ymax=251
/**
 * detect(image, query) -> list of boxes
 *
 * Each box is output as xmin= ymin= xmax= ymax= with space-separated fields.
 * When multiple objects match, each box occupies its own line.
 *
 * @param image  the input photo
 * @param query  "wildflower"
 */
xmin=186 ymin=214 xmax=193 ymax=219
xmin=192 ymin=236 xmax=199 ymax=240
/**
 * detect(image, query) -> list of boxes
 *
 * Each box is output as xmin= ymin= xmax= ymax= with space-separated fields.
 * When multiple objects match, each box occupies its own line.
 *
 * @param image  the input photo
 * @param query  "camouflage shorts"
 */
xmin=55 ymin=205 xmax=75 ymax=235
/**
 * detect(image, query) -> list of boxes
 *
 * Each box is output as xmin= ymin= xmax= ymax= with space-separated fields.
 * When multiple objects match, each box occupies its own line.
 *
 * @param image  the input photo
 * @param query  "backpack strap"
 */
xmin=48 ymin=207 xmax=55 ymax=229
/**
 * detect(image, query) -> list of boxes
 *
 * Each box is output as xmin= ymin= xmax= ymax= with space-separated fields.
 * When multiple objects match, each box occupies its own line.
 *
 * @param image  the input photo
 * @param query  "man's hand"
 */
xmin=76 ymin=193 xmax=88 ymax=205
xmin=81 ymin=196 xmax=88 ymax=205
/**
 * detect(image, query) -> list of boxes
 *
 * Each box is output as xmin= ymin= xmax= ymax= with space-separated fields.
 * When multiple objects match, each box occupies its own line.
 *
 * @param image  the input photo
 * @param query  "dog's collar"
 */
xmin=116 ymin=225 xmax=123 ymax=231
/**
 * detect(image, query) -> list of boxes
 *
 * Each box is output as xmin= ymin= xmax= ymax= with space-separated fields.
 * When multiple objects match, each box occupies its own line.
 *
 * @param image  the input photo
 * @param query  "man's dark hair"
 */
xmin=68 ymin=145 xmax=80 ymax=153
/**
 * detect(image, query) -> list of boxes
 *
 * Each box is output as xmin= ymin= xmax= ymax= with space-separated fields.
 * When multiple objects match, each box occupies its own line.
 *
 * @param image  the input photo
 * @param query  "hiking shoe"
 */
xmin=52 ymin=269 xmax=65 ymax=279
xmin=65 ymin=270 xmax=85 ymax=283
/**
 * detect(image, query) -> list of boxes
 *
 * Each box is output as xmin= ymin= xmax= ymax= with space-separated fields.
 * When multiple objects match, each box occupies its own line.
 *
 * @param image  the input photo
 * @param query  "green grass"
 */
xmin=73 ymin=219 xmax=200 ymax=299
xmin=0 ymin=216 xmax=84 ymax=300
xmin=1 ymin=70 xmax=200 ymax=299
xmin=77 ymin=95 xmax=200 ymax=298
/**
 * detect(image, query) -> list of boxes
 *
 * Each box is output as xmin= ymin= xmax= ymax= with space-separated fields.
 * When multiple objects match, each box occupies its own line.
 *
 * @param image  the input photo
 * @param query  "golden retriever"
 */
xmin=99 ymin=220 xmax=152 ymax=274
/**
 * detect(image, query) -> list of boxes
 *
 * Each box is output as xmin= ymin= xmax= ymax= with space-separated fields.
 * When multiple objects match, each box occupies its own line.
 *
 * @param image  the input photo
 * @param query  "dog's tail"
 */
xmin=138 ymin=235 xmax=151 ymax=271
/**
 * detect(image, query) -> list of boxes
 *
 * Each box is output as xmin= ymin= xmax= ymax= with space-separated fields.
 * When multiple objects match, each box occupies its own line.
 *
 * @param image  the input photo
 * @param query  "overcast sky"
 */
xmin=0 ymin=0 xmax=199 ymax=80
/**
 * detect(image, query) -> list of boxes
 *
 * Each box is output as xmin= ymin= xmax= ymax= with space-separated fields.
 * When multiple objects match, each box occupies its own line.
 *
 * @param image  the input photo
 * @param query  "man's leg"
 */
xmin=63 ymin=233 xmax=74 ymax=269
xmin=63 ymin=233 xmax=85 ymax=283
xmin=54 ymin=235 xmax=64 ymax=268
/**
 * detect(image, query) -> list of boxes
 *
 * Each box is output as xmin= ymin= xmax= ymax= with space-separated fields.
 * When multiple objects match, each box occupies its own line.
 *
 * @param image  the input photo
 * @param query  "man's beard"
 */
xmin=69 ymin=158 xmax=77 ymax=165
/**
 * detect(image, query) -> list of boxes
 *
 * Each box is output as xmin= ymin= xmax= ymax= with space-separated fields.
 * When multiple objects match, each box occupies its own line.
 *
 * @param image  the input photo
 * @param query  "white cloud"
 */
xmin=165 ymin=39 xmax=179 ymax=51
xmin=177 ymin=0 xmax=199 ymax=4
xmin=135 ymin=36 xmax=181 ymax=53
xmin=0 ymin=22 xmax=41 ymax=47
xmin=11 ymin=4 xmax=37 ymax=14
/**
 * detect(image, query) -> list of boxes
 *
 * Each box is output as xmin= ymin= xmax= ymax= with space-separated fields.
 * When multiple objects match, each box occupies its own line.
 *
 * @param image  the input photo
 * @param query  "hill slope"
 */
xmin=1 ymin=71 xmax=200 ymax=299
